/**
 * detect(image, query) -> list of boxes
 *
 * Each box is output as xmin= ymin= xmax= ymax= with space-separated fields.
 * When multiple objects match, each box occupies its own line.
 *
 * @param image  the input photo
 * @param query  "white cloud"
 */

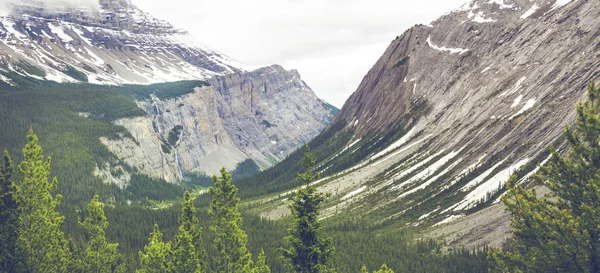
xmin=132 ymin=0 xmax=469 ymax=108
xmin=1 ymin=0 xmax=100 ymax=14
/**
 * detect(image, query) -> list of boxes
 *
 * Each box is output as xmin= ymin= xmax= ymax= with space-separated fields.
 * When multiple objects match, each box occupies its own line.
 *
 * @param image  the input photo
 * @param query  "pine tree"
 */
xmin=16 ymin=129 xmax=72 ymax=273
xmin=253 ymin=249 xmax=271 ymax=273
xmin=172 ymin=189 xmax=204 ymax=273
xmin=137 ymin=224 xmax=173 ymax=273
xmin=80 ymin=194 xmax=126 ymax=273
xmin=172 ymin=225 xmax=202 ymax=273
xmin=0 ymin=149 xmax=22 ymax=272
xmin=360 ymin=265 xmax=369 ymax=273
xmin=281 ymin=146 xmax=334 ymax=273
xmin=208 ymin=168 xmax=253 ymax=273
xmin=490 ymin=82 xmax=600 ymax=272
xmin=373 ymin=264 xmax=394 ymax=273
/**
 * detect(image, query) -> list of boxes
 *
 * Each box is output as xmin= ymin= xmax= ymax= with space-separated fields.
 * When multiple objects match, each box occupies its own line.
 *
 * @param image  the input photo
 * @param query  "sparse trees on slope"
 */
xmin=0 ymin=149 xmax=22 ymax=272
xmin=209 ymin=168 xmax=253 ymax=273
xmin=172 ymin=189 xmax=205 ymax=273
xmin=80 ymin=193 xmax=126 ymax=273
xmin=490 ymin=82 xmax=600 ymax=272
xmin=16 ymin=129 xmax=72 ymax=273
xmin=281 ymin=146 xmax=334 ymax=273
xmin=137 ymin=224 xmax=173 ymax=273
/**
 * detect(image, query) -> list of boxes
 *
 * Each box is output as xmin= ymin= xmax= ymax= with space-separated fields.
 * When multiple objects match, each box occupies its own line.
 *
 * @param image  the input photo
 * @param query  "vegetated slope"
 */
xmin=0 ymin=0 xmax=337 ymax=189
xmin=0 ymin=0 xmax=245 ymax=85
xmin=246 ymin=0 xmax=598 ymax=248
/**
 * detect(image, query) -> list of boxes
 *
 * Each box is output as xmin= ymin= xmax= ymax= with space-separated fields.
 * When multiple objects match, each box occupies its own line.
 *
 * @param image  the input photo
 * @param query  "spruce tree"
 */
xmin=137 ymin=224 xmax=173 ymax=273
xmin=16 ymin=129 xmax=71 ymax=273
xmin=208 ymin=168 xmax=253 ymax=273
xmin=281 ymin=146 xmax=334 ymax=273
xmin=490 ymin=82 xmax=600 ymax=272
xmin=0 ymin=149 xmax=21 ymax=272
xmin=172 ymin=189 xmax=205 ymax=273
xmin=80 ymin=194 xmax=126 ymax=273
xmin=373 ymin=264 xmax=394 ymax=273
xmin=253 ymin=249 xmax=271 ymax=273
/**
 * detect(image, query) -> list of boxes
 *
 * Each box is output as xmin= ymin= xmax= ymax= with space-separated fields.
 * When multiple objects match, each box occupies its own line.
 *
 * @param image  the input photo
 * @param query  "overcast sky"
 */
xmin=132 ymin=0 xmax=468 ymax=108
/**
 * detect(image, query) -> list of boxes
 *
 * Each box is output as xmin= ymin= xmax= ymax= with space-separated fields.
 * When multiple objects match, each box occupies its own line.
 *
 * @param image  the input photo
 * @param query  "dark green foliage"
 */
xmin=393 ymin=57 xmax=410 ymax=68
xmin=137 ymin=224 xmax=173 ymax=273
xmin=0 ymin=149 xmax=21 ymax=272
xmin=209 ymin=168 xmax=252 ymax=273
xmin=167 ymin=125 xmax=184 ymax=147
xmin=14 ymin=61 xmax=46 ymax=77
xmin=82 ymin=63 xmax=97 ymax=73
xmin=231 ymin=159 xmax=261 ymax=179
xmin=119 ymin=81 xmax=210 ymax=101
xmin=281 ymin=146 xmax=334 ymax=273
xmin=64 ymin=65 xmax=89 ymax=82
xmin=79 ymin=194 xmax=126 ymax=273
xmin=172 ymin=190 xmax=207 ymax=272
xmin=125 ymin=174 xmax=185 ymax=203
xmin=490 ymin=82 xmax=600 ymax=273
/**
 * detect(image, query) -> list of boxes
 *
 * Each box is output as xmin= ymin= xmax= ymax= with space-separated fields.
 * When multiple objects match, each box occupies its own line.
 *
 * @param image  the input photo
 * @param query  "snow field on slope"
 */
xmin=454 ymin=158 xmax=529 ymax=211
xmin=426 ymin=35 xmax=469 ymax=55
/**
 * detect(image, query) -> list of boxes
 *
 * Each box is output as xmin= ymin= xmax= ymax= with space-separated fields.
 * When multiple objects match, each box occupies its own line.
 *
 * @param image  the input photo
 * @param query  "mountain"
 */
xmin=0 ymin=0 xmax=337 ymax=189
xmin=250 ymin=0 xmax=596 ymax=248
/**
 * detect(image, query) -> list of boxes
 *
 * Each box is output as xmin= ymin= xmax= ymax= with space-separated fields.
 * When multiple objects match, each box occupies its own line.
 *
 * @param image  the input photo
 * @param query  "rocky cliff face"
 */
xmin=256 ymin=0 xmax=599 ymax=247
xmin=101 ymin=66 xmax=336 ymax=185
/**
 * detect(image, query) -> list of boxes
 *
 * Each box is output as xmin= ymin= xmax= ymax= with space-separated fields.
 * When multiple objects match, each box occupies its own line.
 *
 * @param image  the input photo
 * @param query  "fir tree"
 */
xmin=281 ymin=146 xmax=334 ymax=273
xmin=0 ymin=149 xmax=21 ymax=272
xmin=208 ymin=168 xmax=253 ymax=273
xmin=253 ymin=249 xmax=271 ymax=273
xmin=79 ymin=194 xmax=126 ymax=273
xmin=172 ymin=189 xmax=204 ymax=273
xmin=490 ymin=82 xmax=600 ymax=272
xmin=16 ymin=129 xmax=71 ymax=273
xmin=373 ymin=264 xmax=394 ymax=273
xmin=137 ymin=224 xmax=173 ymax=273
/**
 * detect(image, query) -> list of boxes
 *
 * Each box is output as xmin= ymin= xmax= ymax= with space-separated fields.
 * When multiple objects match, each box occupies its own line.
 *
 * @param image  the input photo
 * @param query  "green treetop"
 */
xmin=281 ymin=145 xmax=334 ymax=273
xmin=490 ymin=82 xmax=600 ymax=272
xmin=16 ymin=129 xmax=71 ymax=273
xmin=79 ymin=193 xmax=126 ymax=273
xmin=209 ymin=168 xmax=253 ymax=273
xmin=137 ymin=224 xmax=173 ymax=273
xmin=172 ymin=189 xmax=205 ymax=273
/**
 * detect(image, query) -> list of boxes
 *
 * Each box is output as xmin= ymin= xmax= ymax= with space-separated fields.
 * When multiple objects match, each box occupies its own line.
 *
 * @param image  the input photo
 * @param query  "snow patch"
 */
xmin=341 ymin=186 xmax=367 ymax=201
xmin=454 ymin=159 xmax=529 ymax=211
xmin=498 ymin=77 xmax=526 ymax=97
xmin=48 ymin=24 xmax=74 ymax=43
xmin=520 ymin=4 xmax=540 ymax=19
xmin=487 ymin=0 xmax=516 ymax=9
xmin=509 ymin=99 xmax=536 ymax=120
xmin=426 ymin=35 xmax=469 ymax=55
xmin=511 ymin=95 xmax=523 ymax=108
xmin=371 ymin=128 xmax=416 ymax=161
xmin=434 ymin=214 xmax=465 ymax=227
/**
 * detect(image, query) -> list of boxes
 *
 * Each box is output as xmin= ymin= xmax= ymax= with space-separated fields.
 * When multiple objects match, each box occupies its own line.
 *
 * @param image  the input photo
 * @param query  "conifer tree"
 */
xmin=0 ymin=149 xmax=21 ymax=272
xmin=281 ymin=146 xmax=334 ymax=273
xmin=137 ymin=224 xmax=173 ymax=273
xmin=373 ymin=264 xmax=394 ymax=273
xmin=253 ymin=249 xmax=271 ymax=273
xmin=208 ymin=168 xmax=253 ymax=273
xmin=80 ymin=194 xmax=126 ymax=273
xmin=490 ymin=82 xmax=600 ymax=272
xmin=16 ymin=129 xmax=71 ymax=273
xmin=360 ymin=265 xmax=369 ymax=273
xmin=172 ymin=189 xmax=204 ymax=273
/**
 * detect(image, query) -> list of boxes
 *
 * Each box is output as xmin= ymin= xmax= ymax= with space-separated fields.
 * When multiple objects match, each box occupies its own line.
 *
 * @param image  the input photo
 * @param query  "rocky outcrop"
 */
xmin=210 ymin=65 xmax=336 ymax=165
xmin=101 ymin=67 xmax=337 ymax=184
xmin=255 ymin=0 xmax=600 ymax=246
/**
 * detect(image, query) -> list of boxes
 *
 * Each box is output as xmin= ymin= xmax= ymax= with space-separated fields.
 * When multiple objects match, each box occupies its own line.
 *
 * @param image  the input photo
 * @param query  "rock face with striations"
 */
xmin=256 ymin=0 xmax=600 ymax=248
xmin=101 ymin=66 xmax=337 ymax=185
